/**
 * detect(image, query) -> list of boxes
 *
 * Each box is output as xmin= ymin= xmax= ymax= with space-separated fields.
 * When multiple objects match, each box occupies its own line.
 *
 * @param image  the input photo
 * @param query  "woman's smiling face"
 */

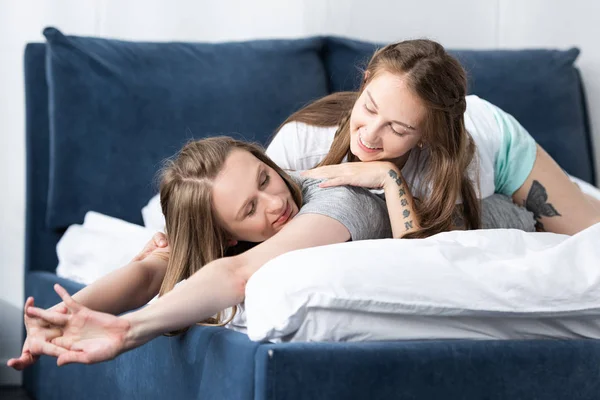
xmin=349 ymin=71 xmax=427 ymax=164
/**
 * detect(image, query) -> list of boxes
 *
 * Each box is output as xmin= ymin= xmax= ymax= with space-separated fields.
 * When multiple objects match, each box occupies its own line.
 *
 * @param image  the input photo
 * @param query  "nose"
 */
xmin=264 ymin=193 xmax=285 ymax=215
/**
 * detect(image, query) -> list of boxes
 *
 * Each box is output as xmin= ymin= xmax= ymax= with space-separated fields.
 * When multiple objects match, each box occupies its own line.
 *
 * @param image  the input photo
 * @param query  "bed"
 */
xmin=22 ymin=27 xmax=599 ymax=400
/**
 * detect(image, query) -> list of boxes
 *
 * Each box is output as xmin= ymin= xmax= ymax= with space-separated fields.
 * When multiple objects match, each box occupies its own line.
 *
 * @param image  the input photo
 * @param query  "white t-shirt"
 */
xmin=266 ymin=95 xmax=537 ymax=200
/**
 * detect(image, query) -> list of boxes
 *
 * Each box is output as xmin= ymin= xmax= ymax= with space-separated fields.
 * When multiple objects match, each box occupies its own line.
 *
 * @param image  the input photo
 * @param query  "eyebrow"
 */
xmin=366 ymin=90 xmax=416 ymax=130
xmin=236 ymin=165 xmax=263 ymax=220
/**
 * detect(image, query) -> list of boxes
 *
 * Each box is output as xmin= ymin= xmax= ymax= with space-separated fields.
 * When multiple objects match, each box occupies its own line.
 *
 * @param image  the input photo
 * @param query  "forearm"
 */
xmin=384 ymin=168 xmax=421 ymax=238
xmin=122 ymin=256 xmax=246 ymax=349
xmin=121 ymin=214 xmax=351 ymax=350
xmin=50 ymin=257 xmax=167 ymax=316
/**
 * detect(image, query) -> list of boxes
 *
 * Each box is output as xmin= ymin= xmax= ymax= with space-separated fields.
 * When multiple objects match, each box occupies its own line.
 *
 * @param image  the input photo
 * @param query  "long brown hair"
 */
xmin=276 ymin=39 xmax=480 ymax=238
xmin=157 ymin=136 xmax=302 ymax=334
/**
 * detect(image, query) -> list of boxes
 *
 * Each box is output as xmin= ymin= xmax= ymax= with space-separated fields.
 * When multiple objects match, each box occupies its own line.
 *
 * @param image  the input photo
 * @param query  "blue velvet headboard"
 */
xmin=24 ymin=29 xmax=595 ymax=274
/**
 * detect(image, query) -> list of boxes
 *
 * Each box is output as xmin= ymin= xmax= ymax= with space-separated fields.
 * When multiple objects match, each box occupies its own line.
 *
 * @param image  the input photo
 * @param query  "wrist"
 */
xmin=383 ymin=164 xmax=403 ymax=189
xmin=122 ymin=310 xmax=154 ymax=351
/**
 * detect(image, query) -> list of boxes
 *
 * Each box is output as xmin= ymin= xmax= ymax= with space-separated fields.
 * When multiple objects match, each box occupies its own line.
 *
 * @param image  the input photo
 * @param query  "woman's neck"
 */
xmin=390 ymin=151 xmax=412 ymax=170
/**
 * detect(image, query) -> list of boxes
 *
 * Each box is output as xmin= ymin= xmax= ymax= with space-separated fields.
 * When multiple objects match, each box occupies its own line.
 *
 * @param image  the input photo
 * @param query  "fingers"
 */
xmin=53 ymin=284 xmax=81 ymax=311
xmin=6 ymin=353 xmax=36 ymax=370
xmin=57 ymin=351 xmax=91 ymax=366
xmin=28 ymin=339 xmax=68 ymax=358
xmin=154 ymin=232 xmax=168 ymax=247
xmin=318 ymin=178 xmax=344 ymax=188
xmin=26 ymin=306 xmax=69 ymax=326
xmin=23 ymin=297 xmax=34 ymax=314
xmin=132 ymin=232 xmax=168 ymax=262
xmin=55 ymin=304 xmax=69 ymax=314
xmin=7 ymin=359 xmax=28 ymax=371
xmin=51 ymin=336 xmax=74 ymax=350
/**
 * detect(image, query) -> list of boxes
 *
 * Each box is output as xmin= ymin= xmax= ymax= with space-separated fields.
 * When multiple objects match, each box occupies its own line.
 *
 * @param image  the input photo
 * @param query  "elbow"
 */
xmin=231 ymin=272 xmax=247 ymax=305
xmin=229 ymin=255 xmax=251 ymax=304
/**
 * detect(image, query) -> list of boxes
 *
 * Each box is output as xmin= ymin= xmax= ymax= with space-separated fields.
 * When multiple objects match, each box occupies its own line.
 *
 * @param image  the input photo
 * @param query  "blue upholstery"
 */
xmin=255 ymin=340 xmax=600 ymax=400
xmin=43 ymin=27 xmax=328 ymax=229
xmin=23 ymin=28 xmax=600 ymax=400
xmin=25 ymin=272 xmax=260 ymax=400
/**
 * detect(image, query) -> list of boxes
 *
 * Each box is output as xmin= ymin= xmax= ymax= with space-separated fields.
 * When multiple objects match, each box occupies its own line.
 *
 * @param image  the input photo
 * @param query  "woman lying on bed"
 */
xmin=6 ymin=136 xmax=387 ymax=367
xmin=265 ymin=39 xmax=600 ymax=237
xmin=8 ymin=134 xmax=536 ymax=368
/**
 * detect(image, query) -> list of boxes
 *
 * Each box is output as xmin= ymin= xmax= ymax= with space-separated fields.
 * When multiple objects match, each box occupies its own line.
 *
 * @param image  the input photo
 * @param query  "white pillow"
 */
xmin=244 ymin=222 xmax=600 ymax=342
xmin=142 ymin=194 xmax=165 ymax=232
xmin=56 ymin=212 xmax=155 ymax=284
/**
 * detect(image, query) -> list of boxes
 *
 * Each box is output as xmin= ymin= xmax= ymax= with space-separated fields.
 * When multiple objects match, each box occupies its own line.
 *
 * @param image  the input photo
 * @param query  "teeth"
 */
xmin=359 ymin=132 xmax=379 ymax=150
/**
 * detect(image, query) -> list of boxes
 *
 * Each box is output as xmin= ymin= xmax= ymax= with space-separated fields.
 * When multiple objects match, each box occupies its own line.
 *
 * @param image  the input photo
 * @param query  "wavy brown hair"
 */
xmin=157 ymin=136 xmax=302 ymax=335
xmin=276 ymin=39 xmax=480 ymax=238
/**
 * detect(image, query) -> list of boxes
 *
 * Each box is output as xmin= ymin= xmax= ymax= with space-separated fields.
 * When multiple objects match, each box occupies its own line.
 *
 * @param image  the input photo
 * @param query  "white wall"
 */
xmin=1 ymin=0 xmax=599 ymax=385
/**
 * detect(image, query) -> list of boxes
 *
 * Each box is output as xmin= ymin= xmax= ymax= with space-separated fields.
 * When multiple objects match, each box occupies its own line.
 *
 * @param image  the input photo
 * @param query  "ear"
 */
xmin=363 ymin=70 xmax=371 ymax=82
xmin=227 ymin=239 xmax=238 ymax=247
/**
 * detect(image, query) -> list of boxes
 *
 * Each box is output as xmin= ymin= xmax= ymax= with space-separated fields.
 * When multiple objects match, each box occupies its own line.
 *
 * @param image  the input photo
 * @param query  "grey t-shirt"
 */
xmin=289 ymin=172 xmax=392 ymax=241
xmin=289 ymin=172 xmax=535 ymax=237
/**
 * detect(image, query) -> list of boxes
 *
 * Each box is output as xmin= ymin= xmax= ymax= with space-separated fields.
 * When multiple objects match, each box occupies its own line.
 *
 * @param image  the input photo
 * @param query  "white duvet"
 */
xmin=246 ymin=223 xmax=600 ymax=342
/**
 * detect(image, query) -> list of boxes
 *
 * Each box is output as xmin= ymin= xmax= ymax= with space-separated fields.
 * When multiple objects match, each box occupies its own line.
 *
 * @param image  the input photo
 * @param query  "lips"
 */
xmin=275 ymin=202 xmax=292 ymax=225
xmin=357 ymin=132 xmax=382 ymax=153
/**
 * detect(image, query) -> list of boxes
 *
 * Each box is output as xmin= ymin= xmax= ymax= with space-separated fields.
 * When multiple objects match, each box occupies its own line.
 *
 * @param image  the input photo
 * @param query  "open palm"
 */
xmin=26 ymin=284 xmax=131 ymax=366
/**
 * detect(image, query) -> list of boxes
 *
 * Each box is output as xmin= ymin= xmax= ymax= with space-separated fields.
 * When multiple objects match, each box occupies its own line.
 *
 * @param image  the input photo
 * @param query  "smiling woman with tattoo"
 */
xmin=268 ymin=39 xmax=600 ymax=237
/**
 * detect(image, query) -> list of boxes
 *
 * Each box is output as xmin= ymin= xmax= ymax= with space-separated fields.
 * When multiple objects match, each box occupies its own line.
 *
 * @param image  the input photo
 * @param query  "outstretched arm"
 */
xmin=26 ymin=214 xmax=350 ymax=365
xmin=7 ymin=234 xmax=168 ymax=370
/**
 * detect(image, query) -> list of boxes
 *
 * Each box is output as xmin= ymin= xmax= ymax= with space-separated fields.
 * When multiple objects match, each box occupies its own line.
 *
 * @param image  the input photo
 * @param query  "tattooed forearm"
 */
xmin=388 ymin=170 xmax=403 ymax=186
xmin=387 ymin=169 xmax=418 ymax=232
xmin=525 ymin=180 xmax=561 ymax=230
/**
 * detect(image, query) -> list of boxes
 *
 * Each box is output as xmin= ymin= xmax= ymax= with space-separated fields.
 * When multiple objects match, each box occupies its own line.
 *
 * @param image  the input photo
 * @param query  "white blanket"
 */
xmin=246 ymin=222 xmax=600 ymax=342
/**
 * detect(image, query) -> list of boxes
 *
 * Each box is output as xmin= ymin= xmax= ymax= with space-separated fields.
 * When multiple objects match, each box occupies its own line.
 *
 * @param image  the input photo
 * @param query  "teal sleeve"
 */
xmin=492 ymin=107 xmax=538 ymax=196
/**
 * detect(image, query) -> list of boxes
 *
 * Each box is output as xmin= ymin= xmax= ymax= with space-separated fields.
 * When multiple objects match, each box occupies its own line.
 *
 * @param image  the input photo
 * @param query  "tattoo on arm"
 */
xmin=388 ymin=170 xmax=403 ymax=186
xmin=525 ymin=180 xmax=561 ymax=231
xmin=389 ymin=169 xmax=415 ymax=231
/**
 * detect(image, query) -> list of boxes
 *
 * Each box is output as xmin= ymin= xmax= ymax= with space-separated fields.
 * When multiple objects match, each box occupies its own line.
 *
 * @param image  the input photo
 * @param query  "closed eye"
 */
xmin=261 ymin=174 xmax=270 ymax=187
xmin=389 ymin=124 xmax=406 ymax=136
xmin=363 ymin=104 xmax=375 ymax=114
xmin=247 ymin=173 xmax=271 ymax=217
xmin=247 ymin=201 xmax=256 ymax=217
